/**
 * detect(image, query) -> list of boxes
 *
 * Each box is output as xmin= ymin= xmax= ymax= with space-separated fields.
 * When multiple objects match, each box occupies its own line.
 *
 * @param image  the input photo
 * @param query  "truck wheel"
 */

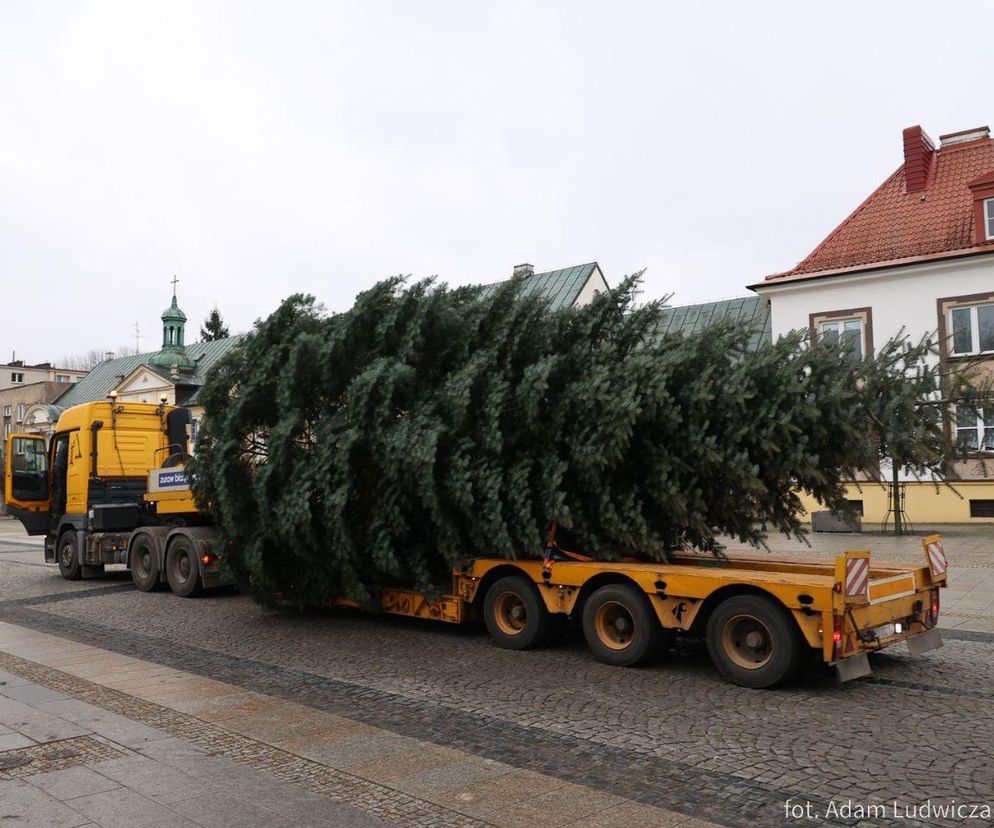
xmin=57 ymin=532 xmax=82 ymax=581
xmin=130 ymin=537 xmax=163 ymax=592
xmin=484 ymin=576 xmax=554 ymax=650
xmin=165 ymin=538 xmax=202 ymax=598
xmin=582 ymin=583 xmax=662 ymax=667
xmin=706 ymin=594 xmax=804 ymax=688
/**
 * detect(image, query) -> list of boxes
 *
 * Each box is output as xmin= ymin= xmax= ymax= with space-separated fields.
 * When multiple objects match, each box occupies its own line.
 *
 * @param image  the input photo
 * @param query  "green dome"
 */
xmin=150 ymin=292 xmax=195 ymax=372
xmin=161 ymin=296 xmax=188 ymax=323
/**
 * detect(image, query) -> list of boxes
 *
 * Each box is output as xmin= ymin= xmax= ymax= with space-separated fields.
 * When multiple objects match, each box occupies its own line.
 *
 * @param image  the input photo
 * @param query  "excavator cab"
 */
xmin=3 ymin=433 xmax=52 ymax=534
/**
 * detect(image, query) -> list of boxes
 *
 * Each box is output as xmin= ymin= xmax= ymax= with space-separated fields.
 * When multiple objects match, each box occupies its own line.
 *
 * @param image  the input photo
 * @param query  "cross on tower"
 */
xmin=170 ymin=275 xmax=179 ymax=297
xmin=132 ymin=321 xmax=141 ymax=353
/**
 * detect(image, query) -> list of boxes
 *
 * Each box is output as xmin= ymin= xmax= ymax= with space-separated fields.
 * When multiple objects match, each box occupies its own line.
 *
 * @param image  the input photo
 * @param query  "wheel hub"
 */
xmin=722 ymin=614 xmax=774 ymax=670
xmin=595 ymin=601 xmax=636 ymax=650
xmin=494 ymin=591 xmax=528 ymax=636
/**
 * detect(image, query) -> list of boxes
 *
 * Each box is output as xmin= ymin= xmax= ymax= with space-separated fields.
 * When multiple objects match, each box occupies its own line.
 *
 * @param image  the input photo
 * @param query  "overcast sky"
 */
xmin=2 ymin=1 xmax=992 ymax=362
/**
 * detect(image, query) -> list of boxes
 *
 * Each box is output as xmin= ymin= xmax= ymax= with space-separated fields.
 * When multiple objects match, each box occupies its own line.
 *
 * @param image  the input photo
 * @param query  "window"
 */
xmin=820 ymin=318 xmax=864 ymax=358
xmin=10 ymin=372 xmax=23 ymax=383
xmin=189 ymin=418 xmax=200 ymax=453
xmin=986 ymin=198 xmax=994 ymax=241
xmin=970 ymin=499 xmax=994 ymax=518
xmin=956 ymin=406 xmax=994 ymax=452
xmin=2 ymin=423 xmax=9 ymax=439
xmin=3 ymin=405 xmax=9 ymax=417
xmin=949 ymin=303 xmax=994 ymax=356
xmin=56 ymin=374 xmax=70 ymax=383
xmin=15 ymin=404 xmax=24 ymax=423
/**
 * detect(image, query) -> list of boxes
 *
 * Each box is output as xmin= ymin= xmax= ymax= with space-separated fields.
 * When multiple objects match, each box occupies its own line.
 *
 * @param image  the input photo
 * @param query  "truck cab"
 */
xmin=4 ymin=400 xmax=227 ymax=596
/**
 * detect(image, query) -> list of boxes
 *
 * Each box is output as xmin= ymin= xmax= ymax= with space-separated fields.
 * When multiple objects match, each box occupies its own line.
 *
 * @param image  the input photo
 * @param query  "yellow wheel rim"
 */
xmin=721 ymin=614 xmax=773 ymax=670
xmin=493 ymin=591 xmax=528 ymax=636
xmin=594 ymin=601 xmax=636 ymax=650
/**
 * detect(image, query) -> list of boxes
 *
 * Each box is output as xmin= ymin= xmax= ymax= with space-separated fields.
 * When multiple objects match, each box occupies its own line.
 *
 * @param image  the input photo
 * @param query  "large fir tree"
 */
xmin=189 ymin=275 xmax=970 ymax=606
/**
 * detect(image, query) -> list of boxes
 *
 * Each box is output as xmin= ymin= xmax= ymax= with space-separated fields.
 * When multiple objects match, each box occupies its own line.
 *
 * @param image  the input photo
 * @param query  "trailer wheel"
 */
xmin=130 ymin=537 xmax=164 ymax=592
xmin=582 ymin=583 xmax=663 ymax=667
xmin=706 ymin=594 xmax=804 ymax=688
xmin=165 ymin=538 xmax=202 ymax=598
xmin=57 ymin=532 xmax=82 ymax=581
xmin=484 ymin=576 xmax=554 ymax=650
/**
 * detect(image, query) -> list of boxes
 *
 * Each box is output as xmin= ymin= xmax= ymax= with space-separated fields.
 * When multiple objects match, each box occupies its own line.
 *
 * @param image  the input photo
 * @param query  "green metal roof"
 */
xmin=478 ymin=263 xmax=601 ymax=310
xmin=656 ymin=295 xmax=771 ymax=351
xmin=55 ymin=336 xmax=243 ymax=409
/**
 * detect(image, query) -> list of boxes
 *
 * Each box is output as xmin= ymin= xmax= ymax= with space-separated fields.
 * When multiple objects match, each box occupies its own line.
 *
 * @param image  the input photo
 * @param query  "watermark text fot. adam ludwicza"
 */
xmin=785 ymin=798 xmax=994 ymax=822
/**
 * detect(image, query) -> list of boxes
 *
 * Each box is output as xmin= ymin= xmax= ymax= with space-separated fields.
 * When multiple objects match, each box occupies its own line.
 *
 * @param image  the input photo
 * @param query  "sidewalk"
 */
xmin=0 ymin=622 xmax=710 ymax=828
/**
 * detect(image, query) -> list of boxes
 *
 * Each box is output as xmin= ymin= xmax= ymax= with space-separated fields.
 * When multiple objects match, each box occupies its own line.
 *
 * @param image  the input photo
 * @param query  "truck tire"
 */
xmin=57 ymin=532 xmax=82 ymax=581
xmin=706 ymin=594 xmax=805 ymax=688
xmin=130 ymin=536 xmax=164 ymax=592
xmin=582 ymin=583 xmax=663 ymax=667
xmin=165 ymin=538 xmax=202 ymax=598
xmin=484 ymin=576 xmax=554 ymax=650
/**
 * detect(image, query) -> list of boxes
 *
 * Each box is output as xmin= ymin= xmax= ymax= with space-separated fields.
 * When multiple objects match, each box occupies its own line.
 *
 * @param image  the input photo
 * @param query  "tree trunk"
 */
xmin=891 ymin=459 xmax=903 ymax=535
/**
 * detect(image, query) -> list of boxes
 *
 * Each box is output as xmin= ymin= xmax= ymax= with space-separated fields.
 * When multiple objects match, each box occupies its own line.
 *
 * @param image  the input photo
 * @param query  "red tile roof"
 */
xmin=758 ymin=129 xmax=994 ymax=286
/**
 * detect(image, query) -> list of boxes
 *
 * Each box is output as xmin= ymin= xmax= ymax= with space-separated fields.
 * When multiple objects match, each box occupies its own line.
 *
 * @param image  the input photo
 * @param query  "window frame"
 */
xmin=10 ymin=372 xmax=24 ymax=383
xmin=985 ymin=197 xmax=994 ymax=241
xmin=809 ymin=307 xmax=874 ymax=359
xmin=956 ymin=405 xmax=994 ymax=454
xmin=947 ymin=302 xmax=994 ymax=357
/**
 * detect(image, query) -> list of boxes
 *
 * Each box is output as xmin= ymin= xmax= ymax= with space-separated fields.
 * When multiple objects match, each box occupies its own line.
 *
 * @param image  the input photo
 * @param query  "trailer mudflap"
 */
xmin=835 ymin=653 xmax=872 ymax=684
xmin=907 ymin=628 xmax=943 ymax=657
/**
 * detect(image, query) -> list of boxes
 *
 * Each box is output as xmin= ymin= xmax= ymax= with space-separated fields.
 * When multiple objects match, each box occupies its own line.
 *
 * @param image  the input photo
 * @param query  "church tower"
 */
xmin=149 ymin=283 xmax=195 ymax=373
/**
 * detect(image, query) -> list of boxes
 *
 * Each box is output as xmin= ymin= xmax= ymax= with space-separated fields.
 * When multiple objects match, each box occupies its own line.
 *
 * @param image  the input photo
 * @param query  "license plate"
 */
xmin=874 ymin=622 xmax=896 ymax=639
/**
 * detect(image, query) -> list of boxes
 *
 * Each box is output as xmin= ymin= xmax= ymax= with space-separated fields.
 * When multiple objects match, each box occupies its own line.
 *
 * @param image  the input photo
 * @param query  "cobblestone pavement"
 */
xmin=1 ymin=522 xmax=993 ymax=826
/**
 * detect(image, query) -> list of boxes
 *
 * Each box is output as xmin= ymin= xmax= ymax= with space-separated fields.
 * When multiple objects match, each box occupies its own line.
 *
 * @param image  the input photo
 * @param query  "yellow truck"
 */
xmin=5 ymin=400 xmax=947 ymax=688
xmin=3 ymin=398 xmax=230 ymax=597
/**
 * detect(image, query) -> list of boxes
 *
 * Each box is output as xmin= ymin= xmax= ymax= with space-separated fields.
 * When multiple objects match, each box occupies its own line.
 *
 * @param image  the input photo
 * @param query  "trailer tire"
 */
xmin=130 ymin=537 xmax=164 ymax=592
xmin=165 ymin=538 xmax=202 ymax=598
xmin=706 ymin=594 xmax=804 ymax=688
xmin=57 ymin=532 xmax=82 ymax=581
xmin=484 ymin=576 xmax=554 ymax=650
xmin=582 ymin=583 xmax=662 ymax=667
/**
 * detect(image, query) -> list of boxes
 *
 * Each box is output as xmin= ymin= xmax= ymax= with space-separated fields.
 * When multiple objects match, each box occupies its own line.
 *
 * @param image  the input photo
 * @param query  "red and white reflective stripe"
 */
xmin=846 ymin=557 xmax=869 ymax=597
xmin=926 ymin=541 xmax=948 ymax=576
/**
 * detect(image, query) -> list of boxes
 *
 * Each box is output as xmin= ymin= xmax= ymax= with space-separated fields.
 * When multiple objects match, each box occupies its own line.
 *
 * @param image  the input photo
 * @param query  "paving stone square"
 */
xmin=1 ymin=523 xmax=993 ymax=826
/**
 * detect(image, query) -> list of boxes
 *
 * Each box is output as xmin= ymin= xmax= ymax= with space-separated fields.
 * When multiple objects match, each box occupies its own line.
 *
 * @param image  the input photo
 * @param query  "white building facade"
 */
xmin=752 ymin=124 xmax=994 ymax=524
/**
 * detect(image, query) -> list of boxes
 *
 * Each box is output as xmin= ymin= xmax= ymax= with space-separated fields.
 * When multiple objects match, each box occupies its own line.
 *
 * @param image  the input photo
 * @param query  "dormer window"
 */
xmin=968 ymin=170 xmax=994 ymax=243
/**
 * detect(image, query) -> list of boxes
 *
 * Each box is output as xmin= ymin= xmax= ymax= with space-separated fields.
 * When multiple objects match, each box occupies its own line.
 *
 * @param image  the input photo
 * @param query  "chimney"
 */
xmin=903 ymin=125 xmax=935 ymax=193
xmin=512 ymin=263 xmax=534 ymax=278
xmin=104 ymin=351 xmax=114 ymax=362
xmin=939 ymin=126 xmax=991 ymax=148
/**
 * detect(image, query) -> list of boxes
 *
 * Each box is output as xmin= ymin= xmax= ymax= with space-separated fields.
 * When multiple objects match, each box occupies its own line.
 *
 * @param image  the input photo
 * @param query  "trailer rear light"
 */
xmin=832 ymin=617 xmax=843 ymax=659
xmin=929 ymin=589 xmax=940 ymax=627
xmin=201 ymin=553 xmax=214 ymax=566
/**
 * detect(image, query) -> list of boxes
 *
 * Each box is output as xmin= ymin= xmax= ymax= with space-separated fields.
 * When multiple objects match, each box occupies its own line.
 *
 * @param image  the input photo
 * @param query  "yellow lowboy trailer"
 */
xmin=339 ymin=536 xmax=948 ymax=688
xmin=5 ymin=402 xmax=947 ymax=688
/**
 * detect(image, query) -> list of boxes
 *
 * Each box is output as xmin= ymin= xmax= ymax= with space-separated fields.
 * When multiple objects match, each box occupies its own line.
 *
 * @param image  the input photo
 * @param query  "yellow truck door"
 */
xmin=3 ymin=433 xmax=51 ymax=534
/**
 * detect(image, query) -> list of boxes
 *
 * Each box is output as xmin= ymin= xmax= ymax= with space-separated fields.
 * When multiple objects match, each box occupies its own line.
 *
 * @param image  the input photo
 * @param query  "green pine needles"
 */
xmin=189 ymin=275 xmax=959 ymax=606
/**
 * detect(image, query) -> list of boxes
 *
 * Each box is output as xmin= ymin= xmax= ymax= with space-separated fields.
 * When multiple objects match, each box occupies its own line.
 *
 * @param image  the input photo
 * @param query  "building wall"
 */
xmin=798 ymin=482 xmax=994 ymax=525
xmin=757 ymin=253 xmax=994 ymax=523
xmin=0 ymin=363 xmax=87 ymax=392
xmin=760 ymin=254 xmax=994 ymax=347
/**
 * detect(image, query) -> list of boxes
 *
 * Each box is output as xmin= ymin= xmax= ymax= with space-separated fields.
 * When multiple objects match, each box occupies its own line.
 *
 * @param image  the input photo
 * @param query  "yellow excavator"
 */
xmin=3 ymin=397 xmax=230 ymax=596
